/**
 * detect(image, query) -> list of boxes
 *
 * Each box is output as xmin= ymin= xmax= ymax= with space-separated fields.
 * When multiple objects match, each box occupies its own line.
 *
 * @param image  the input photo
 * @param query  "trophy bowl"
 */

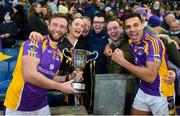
xmin=63 ymin=48 xmax=98 ymax=92
xmin=63 ymin=48 xmax=89 ymax=92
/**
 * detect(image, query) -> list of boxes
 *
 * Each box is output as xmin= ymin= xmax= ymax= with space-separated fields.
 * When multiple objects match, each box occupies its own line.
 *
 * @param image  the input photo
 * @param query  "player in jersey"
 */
xmin=111 ymin=13 xmax=175 ymax=115
xmin=3 ymin=13 xmax=83 ymax=115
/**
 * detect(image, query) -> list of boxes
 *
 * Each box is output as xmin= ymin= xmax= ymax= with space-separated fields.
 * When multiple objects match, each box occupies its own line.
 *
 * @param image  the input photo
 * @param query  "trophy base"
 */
xmin=72 ymin=82 xmax=85 ymax=94
xmin=72 ymin=106 xmax=80 ymax=111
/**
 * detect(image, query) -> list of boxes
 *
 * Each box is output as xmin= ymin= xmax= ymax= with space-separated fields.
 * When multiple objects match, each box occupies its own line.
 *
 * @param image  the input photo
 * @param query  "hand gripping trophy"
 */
xmin=63 ymin=48 xmax=98 ymax=111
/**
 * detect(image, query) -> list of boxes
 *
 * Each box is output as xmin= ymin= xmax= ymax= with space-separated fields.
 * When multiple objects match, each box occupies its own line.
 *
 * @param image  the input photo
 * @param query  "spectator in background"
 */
xmin=174 ymin=7 xmax=180 ymax=20
xmin=159 ymin=5 xmax=166 ymax=21
xmin=13 ymin=4 xmax=29 ymax=41
xmin=28 ymin=3 xmax=48 ymax=35
xmin=161 ymin=12 xmax=176 ymax=30
xmin=41 ymin=6 xmax=52 ymax=24
xmin=105 ymin=18 xmax=133 ymax=73
xmin=150 ymin=0 xmax=161 ymax=17
xmin=87 ymin=12 xmax=108 ymax=74
xmin=0 ymin=12 xmax=18 ymax=48
xmin=148 ymin=15 xmax=167 ymax=34
xmin=58 ymin=4 xmax=68 ymax=15
xmin=81 ymin=16 xmax=91 ymax=37
xmin=0 ymin=0 xmax=6 ymax=24
xmin=48 ymin=0 xmax=58 ymax=14
xmin=169 ymin=20 xmax=180 ymax=40
xmin=133 ymin=7 xmax=158 ymax=35
xmin=83 ymin=1 xmax=96 ymax=20
xmin=98 ymin=2 xmax=105 ymax=15
xmin=68 ymin=4 xmax=78 ymax=18
xmin=4 ymin=0 xmax=14 ymax=16
xmin=133 ymin=7 xmax=149 ymax=25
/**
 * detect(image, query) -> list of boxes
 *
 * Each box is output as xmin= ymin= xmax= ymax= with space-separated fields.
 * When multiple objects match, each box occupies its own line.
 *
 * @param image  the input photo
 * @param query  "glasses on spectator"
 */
xmin=93 ymin=21 xmax=105 ymax=25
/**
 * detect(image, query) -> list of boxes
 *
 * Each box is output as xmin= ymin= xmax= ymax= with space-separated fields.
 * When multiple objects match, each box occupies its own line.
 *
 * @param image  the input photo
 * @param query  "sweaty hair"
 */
xmin=48 ymin=13 xmax=69 ymax=25
xmin=123 ymin=13 xmax=143 ymax=23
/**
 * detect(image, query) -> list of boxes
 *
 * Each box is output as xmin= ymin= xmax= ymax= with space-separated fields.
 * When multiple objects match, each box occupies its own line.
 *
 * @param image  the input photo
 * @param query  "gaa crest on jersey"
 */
xmin=30 ymin=45 xmax=36 ymax=52
xmin=28 ymin=43 xmax=39 ymax=56
xmin=137 ymin=47 xmax=144 ymax=55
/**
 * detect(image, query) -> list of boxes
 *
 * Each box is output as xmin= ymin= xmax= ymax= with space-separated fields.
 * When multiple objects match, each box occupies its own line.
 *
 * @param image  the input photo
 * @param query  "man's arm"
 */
xmin=111 ymin=48 xmax=160 ymax=84
xmin=53 ymin=70 xmax=84 ymax=83
xmin=22 ymin=56 xmax=77 ymax=94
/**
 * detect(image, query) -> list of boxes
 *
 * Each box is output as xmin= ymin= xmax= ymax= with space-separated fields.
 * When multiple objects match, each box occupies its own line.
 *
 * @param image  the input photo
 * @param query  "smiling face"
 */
xmin=124 ymin=17 xmax=144 ymax=44
xmin=41 ymin=7 xmax=48 ymax=16
xmin=48 ymin=17 xmax=68 ymax=42
xmin=170 ymin=21 xmax=180 ymax=32
xmin=93 ymin=16 xmax=105 ymax=34
xmin=107 ymin=20 xmax=122 ymax=42
xmin=82 ymin=18 xmax=91 ymax=37
xmin=35 ymin=4 xmax=42 ymax=14
xmin=69 ymin=18 xmax=84 ymax=38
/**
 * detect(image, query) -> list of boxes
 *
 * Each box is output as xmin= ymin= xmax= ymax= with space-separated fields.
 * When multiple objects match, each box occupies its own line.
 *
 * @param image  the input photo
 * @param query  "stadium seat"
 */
xmin=0 ymin=80 xmax=11 ymax=102
xmin=0 ymin=61 xmax=10 ymax=102
xmin=9 ymin=60 xmax=16 ymax=71
xmin=0 ymin=80 xmax=11 ymax=94
xmin=8 ymin=61 xmax=17 ymax=80
xmin=3 ymin=48 xmax=18 ymax=60
xmin=0 ymin=61 xmax=9 ymax=81
xmin=0 ymin=61 xmax=8 ymax=71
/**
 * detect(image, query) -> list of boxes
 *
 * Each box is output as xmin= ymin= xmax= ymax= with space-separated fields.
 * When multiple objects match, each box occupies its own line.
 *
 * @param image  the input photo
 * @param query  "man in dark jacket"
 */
xmin=87 ymin=12 xmax=109 ymax=74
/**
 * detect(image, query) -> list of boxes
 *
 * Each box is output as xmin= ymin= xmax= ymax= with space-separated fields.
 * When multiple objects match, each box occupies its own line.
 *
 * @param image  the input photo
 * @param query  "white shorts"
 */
xmin=4 ymin=105 xmax=51 ymax=116
xmin=132 ymin=88 xmax=175 ymax=115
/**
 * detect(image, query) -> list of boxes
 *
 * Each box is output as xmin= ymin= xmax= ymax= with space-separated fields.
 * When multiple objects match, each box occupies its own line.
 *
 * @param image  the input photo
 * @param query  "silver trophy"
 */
xmin=63 ymin=48 xmax=98 ymax=111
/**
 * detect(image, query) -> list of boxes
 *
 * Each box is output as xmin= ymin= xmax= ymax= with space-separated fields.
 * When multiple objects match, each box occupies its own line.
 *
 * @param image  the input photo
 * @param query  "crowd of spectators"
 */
xmin=0 ymin=0 xmax=179 ymax=115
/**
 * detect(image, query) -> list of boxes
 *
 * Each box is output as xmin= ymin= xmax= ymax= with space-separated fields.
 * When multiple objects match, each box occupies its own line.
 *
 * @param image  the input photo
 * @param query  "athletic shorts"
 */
xmin=132 ymin=88 xmax=175 ymax=115
xmin=4 ymin=105 xmax=50 ymax=116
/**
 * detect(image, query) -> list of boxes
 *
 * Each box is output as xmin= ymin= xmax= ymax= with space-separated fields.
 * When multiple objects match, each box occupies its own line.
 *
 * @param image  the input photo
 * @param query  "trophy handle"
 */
xmin=87 ymin=51 xmax=99 ymax=63
xmin=62 ymin=48 xmax=71 ymax=59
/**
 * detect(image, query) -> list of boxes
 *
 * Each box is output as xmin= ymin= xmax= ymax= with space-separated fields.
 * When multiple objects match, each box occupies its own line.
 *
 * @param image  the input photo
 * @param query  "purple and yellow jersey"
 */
xmin=129 ymin=32 xmax=174 ymax=97
xmin=4 ymin=39 xmax=63 ymax=111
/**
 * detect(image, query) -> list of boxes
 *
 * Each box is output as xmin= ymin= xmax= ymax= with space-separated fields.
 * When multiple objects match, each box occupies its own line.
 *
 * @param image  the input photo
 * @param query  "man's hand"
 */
xmin=164 ymin=70 xmax=176 ymax=84
xmin=29 ymin=31 xmax=44 ymax=41
xmin=111 ymin=48 xmax=125 ymax=65
xmin=58 ymin=79 xmax=79 ymax=94
xmin=104 ymin=44 xmax=113 ymax=57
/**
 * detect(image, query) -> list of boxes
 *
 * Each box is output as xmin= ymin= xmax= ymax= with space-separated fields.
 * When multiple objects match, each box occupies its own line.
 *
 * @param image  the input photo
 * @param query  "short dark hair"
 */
xmin=48 ymin=13 xmax=69 ymax=25
xmin=93 ymin=12 xmax=106 ymax=21
xmin=123 ymin=13 xmax=143 ymax=24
